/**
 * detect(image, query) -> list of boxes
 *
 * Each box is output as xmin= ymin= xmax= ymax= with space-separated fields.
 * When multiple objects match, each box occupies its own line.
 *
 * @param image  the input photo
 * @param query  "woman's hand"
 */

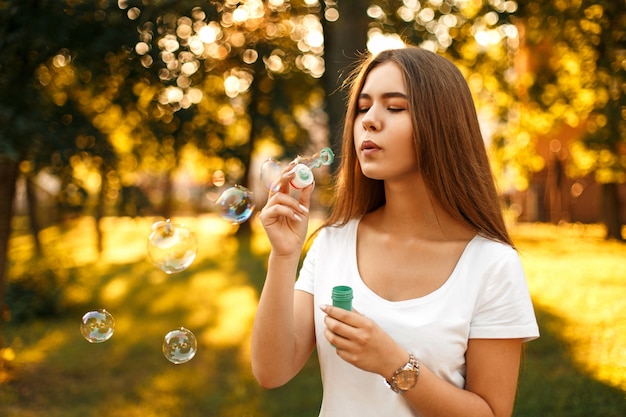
xmin=259 ymin=163 xmax=314 ymax=257
xmin=320 ymin=304 xmax=408 ymax=379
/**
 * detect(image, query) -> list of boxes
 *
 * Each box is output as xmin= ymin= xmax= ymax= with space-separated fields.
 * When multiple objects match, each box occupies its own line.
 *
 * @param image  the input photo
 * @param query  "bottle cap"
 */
xmin=332 ymin=285 xmax=353 ymax=311
xmin=289 ymin=164 xmax=314 ymax=189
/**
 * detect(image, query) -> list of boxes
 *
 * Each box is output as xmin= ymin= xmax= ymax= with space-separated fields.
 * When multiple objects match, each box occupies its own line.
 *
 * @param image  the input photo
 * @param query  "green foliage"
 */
xmin=1 ymin=0 xmax=623 ymax=208
xmin=0 ymin=0 xmax=327 ymax=220
xmin=362 ymin=1 xmax=543 ymax=190
xmin=517 ymin=0 xmax=626 ymax=184
xmin=4 ymin=258 xmax=64 ymax=323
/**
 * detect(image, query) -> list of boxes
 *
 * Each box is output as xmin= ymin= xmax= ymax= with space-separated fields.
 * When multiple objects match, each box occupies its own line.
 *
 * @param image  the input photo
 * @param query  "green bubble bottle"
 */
xmin=332 ymin=285 xmax=353 ymax=311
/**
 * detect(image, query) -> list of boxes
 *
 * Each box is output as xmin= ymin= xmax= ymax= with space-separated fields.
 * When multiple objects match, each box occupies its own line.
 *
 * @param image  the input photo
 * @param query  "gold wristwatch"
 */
xmin=385 ymin=352 xmax=420 ymax=393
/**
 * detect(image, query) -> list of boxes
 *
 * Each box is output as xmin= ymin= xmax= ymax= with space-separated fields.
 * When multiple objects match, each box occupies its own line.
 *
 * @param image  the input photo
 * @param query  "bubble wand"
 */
xmin=261 ymin=147 xmax=335 ymax=191
xmin=289 ymin=147 xmax=335 ymax=189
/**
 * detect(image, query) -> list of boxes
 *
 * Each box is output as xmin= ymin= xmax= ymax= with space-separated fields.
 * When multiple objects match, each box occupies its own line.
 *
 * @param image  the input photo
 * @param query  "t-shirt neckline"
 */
xmin=349 ymin=217 xmax=480 ymax=305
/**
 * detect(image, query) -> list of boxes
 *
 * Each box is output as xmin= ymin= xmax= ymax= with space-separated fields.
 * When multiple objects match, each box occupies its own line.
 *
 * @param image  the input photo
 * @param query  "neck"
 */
xmin=375 ymin=175 xmax=473 ymax=241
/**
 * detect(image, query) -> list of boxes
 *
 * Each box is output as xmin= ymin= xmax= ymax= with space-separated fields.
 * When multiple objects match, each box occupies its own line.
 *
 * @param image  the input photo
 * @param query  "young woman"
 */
xmin=251 ymin=46 xmax=539 ymax=417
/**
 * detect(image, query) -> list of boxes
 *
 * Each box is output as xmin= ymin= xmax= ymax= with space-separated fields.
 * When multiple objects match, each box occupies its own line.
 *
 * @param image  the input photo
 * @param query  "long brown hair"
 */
xmin=320 ymin=46 xmax=512 ymax=246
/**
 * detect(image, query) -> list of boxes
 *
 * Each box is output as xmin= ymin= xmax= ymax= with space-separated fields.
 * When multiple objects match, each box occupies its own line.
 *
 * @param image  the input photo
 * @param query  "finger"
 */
xmin=323 ymin=310 xmax=357 ymax=335
xmin=323 ymin=304 xmax=367 ymax=329
xmin=321 ymin=304 xmax=353 ymax=319
xmin=324 ymin=327 xmax=349 ymax=349
xmin=298 ymin=180 xmax=315 ymax=210
xmin=352 ymin=307 xmax=366 ymax=317
xmin=261 ymin=201 xmax=304 ymax=223
xmin=267 ymin=162 xmax=297 ymax=197
xmin=266 ymin=191 xmax=309 ymax=218
xmin=267 ymin=179 xmax=281 ymax=194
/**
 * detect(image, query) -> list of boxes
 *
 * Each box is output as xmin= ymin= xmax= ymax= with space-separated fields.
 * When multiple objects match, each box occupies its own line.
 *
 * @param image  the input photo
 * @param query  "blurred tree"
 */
xmin=0 ymin=0 xmax=140 ymax=356
xmin=321 ymin=0 xmax=369 ymax=161
xmin=7 ymin=1 xmax=619 ymax=346
xmin=516 ymin=0 xmax=626 ymax=240
xmin=340 ymin=0 xmax=540 ymax=197
xmin=0 ymin=0 xmax=539 ymax=321
xmin=0 ymin=0 xmax=339 ymax=335
xmin=103 ymin=0 xmax=330 ymax=221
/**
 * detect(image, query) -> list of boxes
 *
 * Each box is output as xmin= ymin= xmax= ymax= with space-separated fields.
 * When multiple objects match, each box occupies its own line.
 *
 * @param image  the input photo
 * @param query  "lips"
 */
xmin=361 ymin=140 xmax=380 ymax=151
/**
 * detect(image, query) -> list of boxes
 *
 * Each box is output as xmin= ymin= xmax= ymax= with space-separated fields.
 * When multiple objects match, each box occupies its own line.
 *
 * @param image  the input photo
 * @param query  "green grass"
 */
xmin=511 ymin=223 xmax=626 ymax=416
xmin=1 ymin=217 xmax=625 ymax=416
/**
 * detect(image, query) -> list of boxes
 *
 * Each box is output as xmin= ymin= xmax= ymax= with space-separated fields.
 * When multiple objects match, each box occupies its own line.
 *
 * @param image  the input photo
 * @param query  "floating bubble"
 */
xmin=215 ymin=185 xmax=255 ymax=224
xmin=260 ymin=159 xmax=281 ymax=191
xmin=163 ymin=327 xmax=198 ymax=364
xmin=81 ymin=309 xmax=115 ymax=343
xmin=147 ymin=220 xmax=198 ymax=274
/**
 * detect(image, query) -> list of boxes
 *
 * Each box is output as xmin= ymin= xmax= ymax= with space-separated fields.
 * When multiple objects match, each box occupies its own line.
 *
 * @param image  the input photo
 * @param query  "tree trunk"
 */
xmin=161 ymin=172 xmax=174 ymax=220
xmin=0 ymin=157 xmax=19 ymax=348
xmin=321 ymin=2 xmax=369 ymax=172
xmin=601 ymin=182 xmax=624 ymax=240
xmin=238 ymin=65 xmax=266 ymax=237
xmin=25 ymin=174 xmax=42 ymax=256
xmin=95 ymin=165 xmax=107 ymax=256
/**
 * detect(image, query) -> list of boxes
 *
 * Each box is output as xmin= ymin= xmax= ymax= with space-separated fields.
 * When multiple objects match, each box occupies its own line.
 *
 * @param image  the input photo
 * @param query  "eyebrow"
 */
xmin=358 ymin=92 xmax=408 ymax=100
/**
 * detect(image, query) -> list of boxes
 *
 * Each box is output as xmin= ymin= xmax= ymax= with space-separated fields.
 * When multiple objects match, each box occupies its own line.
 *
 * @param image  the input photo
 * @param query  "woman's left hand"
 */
xmin=320 ymin=304 xmax=408 ymax=379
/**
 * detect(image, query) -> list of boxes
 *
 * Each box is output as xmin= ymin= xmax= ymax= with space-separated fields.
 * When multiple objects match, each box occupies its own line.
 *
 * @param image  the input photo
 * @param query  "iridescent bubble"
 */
xmin=147 ymin=220 xmax=198 ymax=274
xmin=215 ymin=185 xmax=255 ymax=224
xmin=260 ymin=159 xmax=281 ymax=191
xmin=80 ymin=309 xmax=115 ymax=343
xmin=162 ymin=327 xmax=198 ymax=364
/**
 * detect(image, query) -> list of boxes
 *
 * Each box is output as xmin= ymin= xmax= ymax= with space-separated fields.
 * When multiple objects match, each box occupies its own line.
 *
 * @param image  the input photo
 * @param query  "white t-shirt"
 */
xmin=294 ymin=218 xmax=539 ymax=417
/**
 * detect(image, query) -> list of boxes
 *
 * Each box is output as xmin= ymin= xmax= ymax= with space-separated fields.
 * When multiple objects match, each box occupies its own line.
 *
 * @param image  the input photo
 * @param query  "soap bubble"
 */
xmin=163 ymin=327 xmax=198 ymax=364
xmin=81 ymin=309 xmax=115 ymax=343
xmin=215 ymin=185 xmax=255 ymax=224
xmin=260 ymin=159 xmax=281 ymax=191
xmin=147 ymin=220 xmax=198 ymax=274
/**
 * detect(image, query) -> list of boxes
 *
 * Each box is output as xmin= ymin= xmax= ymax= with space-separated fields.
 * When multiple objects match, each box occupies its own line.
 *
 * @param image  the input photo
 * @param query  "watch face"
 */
xmin=396 ymin=369 xmax=418 ymax=390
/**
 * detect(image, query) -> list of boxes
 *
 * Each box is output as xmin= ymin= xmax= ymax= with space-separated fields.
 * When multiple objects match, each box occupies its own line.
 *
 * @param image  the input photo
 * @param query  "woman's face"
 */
xmin=353 ymin=61 xmax=418 ymax=182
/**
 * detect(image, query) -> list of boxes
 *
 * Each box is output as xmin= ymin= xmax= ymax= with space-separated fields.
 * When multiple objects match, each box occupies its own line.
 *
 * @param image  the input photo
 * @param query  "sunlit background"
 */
xmin=1 ymin=0 xmax=625 ymax=416
xmin=6 ymin=0 xmax=623 ymax=232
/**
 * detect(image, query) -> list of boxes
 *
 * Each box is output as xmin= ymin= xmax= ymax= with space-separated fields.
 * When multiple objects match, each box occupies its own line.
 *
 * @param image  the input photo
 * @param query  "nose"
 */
xmin=361 ymin=108 xmax=381 ymax=131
